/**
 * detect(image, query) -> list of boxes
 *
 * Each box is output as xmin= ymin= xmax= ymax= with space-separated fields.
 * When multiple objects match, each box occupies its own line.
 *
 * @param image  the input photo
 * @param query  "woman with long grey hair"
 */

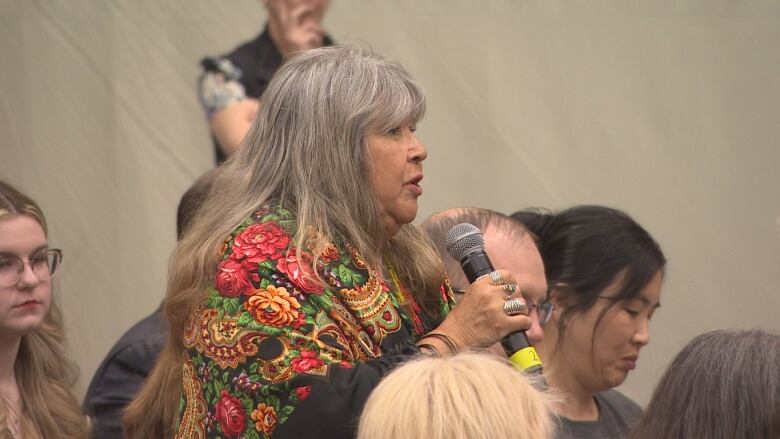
xmin=629 ymin=329 xmax=780 ymax=439
xmin=124 ymin=46 xmax=534 ymax=439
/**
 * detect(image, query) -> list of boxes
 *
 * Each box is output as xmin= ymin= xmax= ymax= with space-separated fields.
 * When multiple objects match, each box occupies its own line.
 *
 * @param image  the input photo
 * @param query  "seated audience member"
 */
xmin=512 ymin=206 xmax=666 ymax=439
xmin=200 ymin=0 xmax=333 ymax=162
xmin=357 ymin=351 xmax=555 ymax=439
xmin=421 ymin=207 xmax=548 ymax=344
xmin=0 ymin=180 xmax=89 ymax=438
xmin=82 ymin=169 xmax=217 ymax=439
xmin=629 ymin=329 xmax=780 ymax=439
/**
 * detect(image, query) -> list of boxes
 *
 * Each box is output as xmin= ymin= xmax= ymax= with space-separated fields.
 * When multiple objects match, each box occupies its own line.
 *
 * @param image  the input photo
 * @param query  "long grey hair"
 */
xmin=124 ymin=45 xmax=446 ymax=438
xmin=629 ymin=329 xmax=780 ymax=439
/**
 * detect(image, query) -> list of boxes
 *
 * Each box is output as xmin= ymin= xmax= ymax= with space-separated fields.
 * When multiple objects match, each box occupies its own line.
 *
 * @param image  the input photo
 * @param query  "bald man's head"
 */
xmin=421 ymin=208 xmax=547 ymax=343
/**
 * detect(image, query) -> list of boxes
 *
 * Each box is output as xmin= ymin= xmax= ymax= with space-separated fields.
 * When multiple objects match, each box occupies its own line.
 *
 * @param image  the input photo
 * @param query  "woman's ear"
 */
xmin=547 ymin=284 xmax=569 ymax=310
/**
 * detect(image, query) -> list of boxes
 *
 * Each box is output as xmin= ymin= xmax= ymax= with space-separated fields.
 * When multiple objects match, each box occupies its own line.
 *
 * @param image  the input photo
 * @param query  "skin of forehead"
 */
xmin=483 ymin=227 xmax=546 ymax=300
xmin=447 ymin=225 xmax=545 ymax=296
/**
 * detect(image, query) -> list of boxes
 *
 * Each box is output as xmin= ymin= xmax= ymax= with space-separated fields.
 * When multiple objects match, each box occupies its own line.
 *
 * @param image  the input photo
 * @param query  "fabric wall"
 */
xmin=1 ymin=0 xmax=778 ymax=406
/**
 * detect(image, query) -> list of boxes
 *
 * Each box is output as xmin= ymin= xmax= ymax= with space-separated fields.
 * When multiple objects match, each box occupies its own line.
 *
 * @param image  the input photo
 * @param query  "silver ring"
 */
xmin=503 ymin=298 xmax=527 ymax=316
xmin=489 ymin=270 xmax=504 ymax=285
xmin=503 ymin=284 xmax=518 ymax=294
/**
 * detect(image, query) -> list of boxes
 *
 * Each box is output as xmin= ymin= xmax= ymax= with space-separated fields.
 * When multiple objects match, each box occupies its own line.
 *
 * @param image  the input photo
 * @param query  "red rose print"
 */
xmin=215 ymin=258 xmax=258 ymax=297
xmin=291 ymin=312 xmax=306 ymax=329
xmin=215 ymin=390 xmax=246 ymax=437
xmin=276 ymin=250 xmax=325 ymax=294
xmin=291 ymin=350 xmax=325 ymax=373
xmin=232 ymin=222 xmax=290 ymax=264
xmin=295 ymin=385 xmax=312 ymax=401
xmin=340 ymin=360 xmax=354 ymax=369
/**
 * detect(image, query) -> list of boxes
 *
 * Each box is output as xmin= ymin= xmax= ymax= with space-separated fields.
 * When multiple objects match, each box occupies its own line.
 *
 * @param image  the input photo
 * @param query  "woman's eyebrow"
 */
xmin=636 ymin=295 xmax=661 ymax=308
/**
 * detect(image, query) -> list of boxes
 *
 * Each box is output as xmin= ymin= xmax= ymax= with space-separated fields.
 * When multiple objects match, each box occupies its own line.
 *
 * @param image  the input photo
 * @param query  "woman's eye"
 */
xmin=31 ymin=254 xmax=48 ymax=267
xmin=409 ymin=125 xmax=417 ymax=133
xmin=387 ymin=127 xmax=401 ymax=136
xmin=624 ymin=308 xmax=640 ymax=317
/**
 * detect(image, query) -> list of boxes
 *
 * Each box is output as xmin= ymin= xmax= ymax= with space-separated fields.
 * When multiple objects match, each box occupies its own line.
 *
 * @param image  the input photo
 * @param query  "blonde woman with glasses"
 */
xmin=0 ymin=180 xmax=88 ymax=439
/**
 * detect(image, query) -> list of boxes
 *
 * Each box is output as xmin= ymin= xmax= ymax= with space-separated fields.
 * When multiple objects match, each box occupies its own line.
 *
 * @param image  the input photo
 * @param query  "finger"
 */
xmin=504 ymin=314 xmax=533 ymax=334
xmin=501 ymin=296 xmax=529 ymax=317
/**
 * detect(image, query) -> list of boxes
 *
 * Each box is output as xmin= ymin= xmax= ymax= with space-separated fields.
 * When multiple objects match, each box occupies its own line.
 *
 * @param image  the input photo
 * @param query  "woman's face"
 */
xmin=0 ymin=215 xmax=52 ymax=339
xmin=366 ymin=124 xmax=427 ymax=237
xmin=557 ymin=270 xmax=663 ymax=392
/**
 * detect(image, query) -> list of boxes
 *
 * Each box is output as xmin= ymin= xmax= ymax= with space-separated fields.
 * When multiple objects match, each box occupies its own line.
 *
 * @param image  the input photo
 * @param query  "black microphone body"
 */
xmin=460 ymin=251 xmax=494 ymax=283
xmin=446 ymin=224 xmax=544 ymax=375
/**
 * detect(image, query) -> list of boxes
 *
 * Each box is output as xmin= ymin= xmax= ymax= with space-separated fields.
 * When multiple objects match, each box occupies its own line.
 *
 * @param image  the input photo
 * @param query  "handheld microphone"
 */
xmin=445 ymin=223 xmax=543 ymax=374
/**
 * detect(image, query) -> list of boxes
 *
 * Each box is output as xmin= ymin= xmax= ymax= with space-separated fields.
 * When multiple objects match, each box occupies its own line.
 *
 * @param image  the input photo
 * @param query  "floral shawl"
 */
xmin=175 ymin=205 xmax=455 ymax=438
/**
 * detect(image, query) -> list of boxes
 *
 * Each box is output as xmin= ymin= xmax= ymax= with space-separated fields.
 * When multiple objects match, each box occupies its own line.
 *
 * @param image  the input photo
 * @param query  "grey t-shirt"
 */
xmin=555 ymin=389 xmax=643 ymax=439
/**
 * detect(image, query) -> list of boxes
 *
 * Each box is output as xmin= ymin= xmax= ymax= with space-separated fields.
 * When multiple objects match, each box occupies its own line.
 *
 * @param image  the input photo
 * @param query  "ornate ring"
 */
xmin=489 ymin=270 xmax=504 ymax=285
xmin=503 ymin=284 xmax=518 ymax=294
xmin=503 ymin=298 xmax=527 ymax=316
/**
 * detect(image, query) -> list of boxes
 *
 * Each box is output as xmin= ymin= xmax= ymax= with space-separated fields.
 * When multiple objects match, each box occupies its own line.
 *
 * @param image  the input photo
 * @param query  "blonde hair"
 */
xmin=358 ymin=352 xmax=555 ymax=439
xmin=0 ymin=180 xmax=89 ymax=439
xmin=124 ymin=45 xmax=446 ymax=438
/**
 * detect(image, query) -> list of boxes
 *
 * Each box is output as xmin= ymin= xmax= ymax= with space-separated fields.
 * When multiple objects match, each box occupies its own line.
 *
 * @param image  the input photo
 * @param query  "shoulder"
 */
xmin=596 ymin=389 xmax=643 ymax=424
xmin=84 ymin=310 xmax=167 ymax=402
xmin=224 ymin=205 xmax=298 ymax=260
xmin=226 ymin=30 xmax=279 ymax=69
xmin=101 ymin=309 xmax=168 ymax=367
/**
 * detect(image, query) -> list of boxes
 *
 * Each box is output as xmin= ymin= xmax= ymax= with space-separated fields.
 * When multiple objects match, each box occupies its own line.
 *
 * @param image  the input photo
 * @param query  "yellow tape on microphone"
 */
xmin=509 ymin=346 xmax=543 ymax=370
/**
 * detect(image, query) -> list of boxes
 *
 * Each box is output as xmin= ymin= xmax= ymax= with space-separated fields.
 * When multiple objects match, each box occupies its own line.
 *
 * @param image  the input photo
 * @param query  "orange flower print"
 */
xmin=251 ymin=402 xmax=277 ymax=436
xmin=245 ymin=285 xmax=301 ymax=327
xmin=319 ymin=242 xmax=339 ymax=263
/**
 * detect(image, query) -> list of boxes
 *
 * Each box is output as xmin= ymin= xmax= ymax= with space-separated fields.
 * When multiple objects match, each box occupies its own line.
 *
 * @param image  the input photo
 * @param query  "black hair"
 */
xmin=510 ymin=205 xmax=666 ymax=347
xmin=176 ymin=169 xmax=218 ymax=240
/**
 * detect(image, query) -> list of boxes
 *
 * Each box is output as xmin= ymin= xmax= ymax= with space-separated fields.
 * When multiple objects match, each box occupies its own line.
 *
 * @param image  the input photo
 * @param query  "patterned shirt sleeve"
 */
xmin=198 ymin=57 xmax=248 ymax=119
xmin=175 ymin=207 xmax=436 ymax=439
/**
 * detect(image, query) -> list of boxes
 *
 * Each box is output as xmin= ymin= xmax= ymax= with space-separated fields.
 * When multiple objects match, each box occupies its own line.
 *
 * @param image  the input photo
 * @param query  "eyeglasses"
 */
xmin=0 ymin=249 xmax=63 ymax=287
xmin=537 ymin=301 xmax=554 ymax=326
xmin=453 ymin=286 xmax=554 ymax=325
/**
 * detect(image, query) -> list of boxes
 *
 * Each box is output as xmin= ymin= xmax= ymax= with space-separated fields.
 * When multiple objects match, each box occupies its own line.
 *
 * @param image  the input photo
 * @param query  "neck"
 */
xmin=537 ymin=339 xmax=599 ymax=421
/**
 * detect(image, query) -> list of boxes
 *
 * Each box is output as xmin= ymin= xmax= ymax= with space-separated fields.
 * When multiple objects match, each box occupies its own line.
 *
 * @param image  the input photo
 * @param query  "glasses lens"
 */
xmin=46 ymin=249 xmax=62 ymax=278
xmin=0 ymin=256 xmax=23 ymax=286
xmin=538 ymin=302 xmax=554 ymax=325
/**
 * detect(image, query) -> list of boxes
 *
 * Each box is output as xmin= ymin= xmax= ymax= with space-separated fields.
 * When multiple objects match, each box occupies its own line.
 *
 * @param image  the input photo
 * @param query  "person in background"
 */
xmin=200 ymin=0 xmax=333 ymax=163
xmin=124 ymin=46 xmax=532 ymax=439
xmin=0 ymin=180 xmax=89 ymax=438
xmin=512 ymin=206 xmax=666 ymax=439
xmin=357 ymin=351 xmax=555 ymax=439
xmin=421 ymin=207 xmax=549 ymax=345
xmin=82 ymin=169 xmax=218 ymax=439
xmin=629 ymin=329 xmax=780 ymax=439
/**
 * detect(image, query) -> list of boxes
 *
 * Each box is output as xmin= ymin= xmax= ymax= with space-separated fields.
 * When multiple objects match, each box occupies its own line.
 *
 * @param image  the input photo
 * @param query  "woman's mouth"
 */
xmin=13 ymin=299 xmax=41 ymax=309
xmin=406 ymin=175 xmax=423 ymax=195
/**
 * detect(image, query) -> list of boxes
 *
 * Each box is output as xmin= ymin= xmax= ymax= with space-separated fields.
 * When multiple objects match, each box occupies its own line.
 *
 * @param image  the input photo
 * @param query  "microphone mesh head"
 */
xmin=445 ymin=223 xmax=485 ymax=261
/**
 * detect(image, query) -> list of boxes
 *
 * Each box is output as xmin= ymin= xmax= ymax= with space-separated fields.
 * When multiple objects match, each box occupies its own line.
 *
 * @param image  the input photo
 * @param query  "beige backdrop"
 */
xmin=1 ymin=0 xmax=779 ymax=406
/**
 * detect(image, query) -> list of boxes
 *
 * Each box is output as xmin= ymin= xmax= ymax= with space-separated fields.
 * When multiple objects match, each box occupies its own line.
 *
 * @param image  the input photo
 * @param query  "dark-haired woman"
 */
xmin=512 ymin=205 xmax=666 ymax=439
